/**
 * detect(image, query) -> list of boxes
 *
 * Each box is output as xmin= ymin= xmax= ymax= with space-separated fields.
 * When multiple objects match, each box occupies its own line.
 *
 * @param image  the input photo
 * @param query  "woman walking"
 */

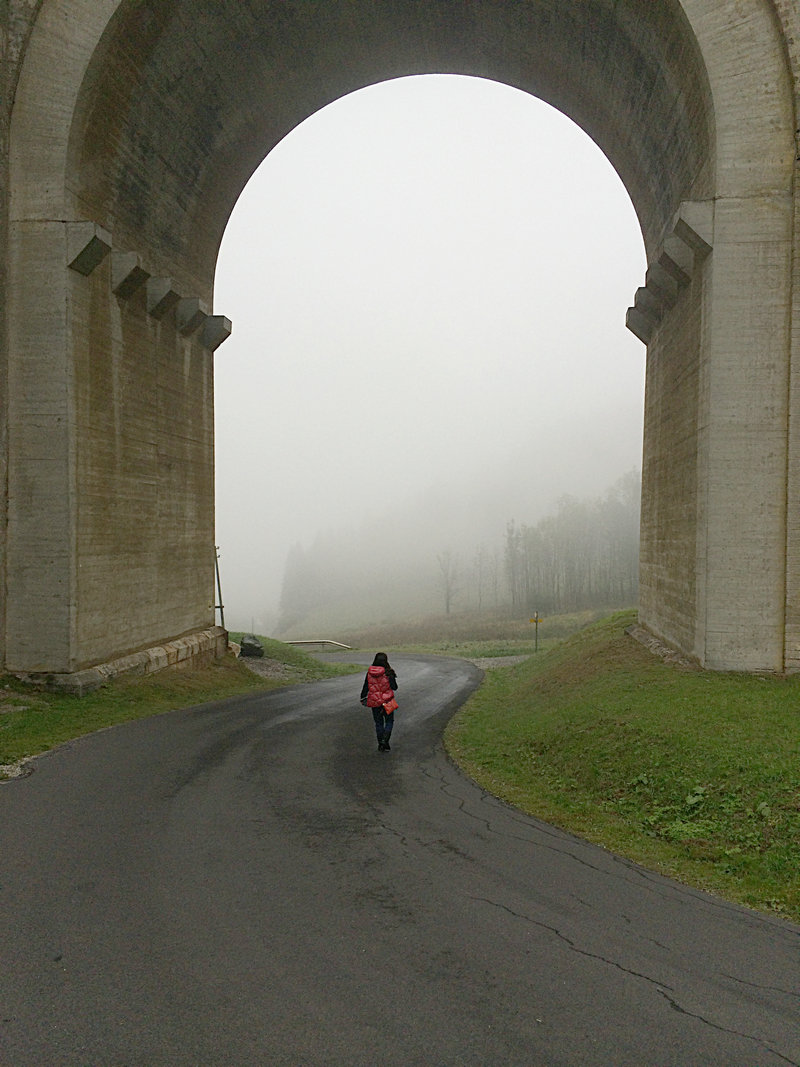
xmin=360 ymin=652 xmax=398 ymax=752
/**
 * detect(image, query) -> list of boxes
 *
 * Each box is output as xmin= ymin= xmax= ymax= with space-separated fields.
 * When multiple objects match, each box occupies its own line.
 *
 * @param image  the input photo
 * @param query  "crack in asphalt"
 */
xmin=619 ymin=916 xmax=671 ymax=951
xmin=424 ymin=742 xmax=800 ymax=1065
xmin=468 ymin=891 xmax=676 ymax=993
xmin=721 ymin=971 xmax=800 ymax=1002
xmin=472 ymin=893 xmax=799 ymax=1065
xmin=423 ymin=762 xmax=619 ymax=879
xmin=429 ymin=757 xmax=796 ymax=929
xmin=658 ymin=990 xmax=800 ymax=1066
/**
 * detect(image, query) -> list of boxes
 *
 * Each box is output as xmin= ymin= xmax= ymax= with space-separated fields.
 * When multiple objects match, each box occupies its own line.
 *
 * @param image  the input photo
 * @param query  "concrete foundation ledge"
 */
xmin=625 ymin=623 xmax=699 ymax=670
xmin=16 ymin=627 xmax=229 ymax=696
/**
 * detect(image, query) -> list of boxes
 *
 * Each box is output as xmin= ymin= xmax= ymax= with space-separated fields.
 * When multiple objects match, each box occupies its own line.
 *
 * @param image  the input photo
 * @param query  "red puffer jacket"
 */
xmin=364 ymin=665 xmax=395 ymax=708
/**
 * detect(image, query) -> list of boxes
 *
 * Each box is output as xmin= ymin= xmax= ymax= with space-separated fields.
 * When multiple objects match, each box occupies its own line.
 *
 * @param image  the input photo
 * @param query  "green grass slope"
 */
xmin=445 ymin=610 xmax=800 ymax=922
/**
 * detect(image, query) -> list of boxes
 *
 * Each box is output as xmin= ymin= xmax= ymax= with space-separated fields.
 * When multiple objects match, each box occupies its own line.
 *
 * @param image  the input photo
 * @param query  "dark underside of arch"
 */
xmin=68 ymin=0 xmax=714 ymax=295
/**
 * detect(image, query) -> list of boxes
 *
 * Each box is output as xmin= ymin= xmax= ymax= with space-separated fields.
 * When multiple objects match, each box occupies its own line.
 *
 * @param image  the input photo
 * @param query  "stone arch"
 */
xmin=3 ymin=0 xmax=798 ymax=677
xmin=64 ymin=1 xmax=716 ymax=284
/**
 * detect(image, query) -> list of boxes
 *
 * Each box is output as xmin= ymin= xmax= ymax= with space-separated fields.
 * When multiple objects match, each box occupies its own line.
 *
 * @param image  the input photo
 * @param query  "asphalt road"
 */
xmin=1 ymin=653 xmax=798 ymax=1066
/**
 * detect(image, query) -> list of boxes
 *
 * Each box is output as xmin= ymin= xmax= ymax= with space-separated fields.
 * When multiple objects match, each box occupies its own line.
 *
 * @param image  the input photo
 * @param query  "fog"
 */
xmin=213 ymin=75 xmax=647 ymax=635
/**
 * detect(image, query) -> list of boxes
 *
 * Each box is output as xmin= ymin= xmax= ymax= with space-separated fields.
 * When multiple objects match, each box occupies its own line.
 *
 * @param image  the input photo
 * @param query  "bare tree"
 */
xmin=437 ymin=550 xmax=459 ymax=616
xmin=473 ymin=544 xmax=491 ymax=611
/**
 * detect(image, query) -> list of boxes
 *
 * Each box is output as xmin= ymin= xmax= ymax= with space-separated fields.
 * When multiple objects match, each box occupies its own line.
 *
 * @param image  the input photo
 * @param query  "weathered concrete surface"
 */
xmin=1 ymin=0 xmax=799 ymax=673
xmin=16 ymin=625 xmax=228 ymax=695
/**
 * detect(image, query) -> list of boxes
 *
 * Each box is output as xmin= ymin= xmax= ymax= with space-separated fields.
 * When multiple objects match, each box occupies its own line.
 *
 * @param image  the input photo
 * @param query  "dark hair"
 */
xmin=372 ymin=651 xmax=391 ymax=670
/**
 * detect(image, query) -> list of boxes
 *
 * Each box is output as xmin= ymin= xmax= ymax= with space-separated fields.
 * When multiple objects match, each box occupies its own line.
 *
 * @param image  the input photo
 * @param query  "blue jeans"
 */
xmin=371 ymin=706 xmax=394 ymax=742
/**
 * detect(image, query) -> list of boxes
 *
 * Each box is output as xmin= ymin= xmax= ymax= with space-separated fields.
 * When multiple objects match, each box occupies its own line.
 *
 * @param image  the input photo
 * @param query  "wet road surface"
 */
xmin=1 ymin=653 xmax=798 ymax=1065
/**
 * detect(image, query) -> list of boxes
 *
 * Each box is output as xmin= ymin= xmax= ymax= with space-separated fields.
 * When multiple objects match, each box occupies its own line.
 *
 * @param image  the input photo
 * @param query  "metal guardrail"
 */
xmin=286 ymin=639 xmax=353 ymax=651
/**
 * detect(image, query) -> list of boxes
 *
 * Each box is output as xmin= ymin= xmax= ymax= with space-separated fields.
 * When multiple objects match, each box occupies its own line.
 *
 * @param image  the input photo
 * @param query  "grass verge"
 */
xmin=0 ymin=638 xmax=356 ymax=777
xmin=445 ymin=610 xmax=800 ymax=922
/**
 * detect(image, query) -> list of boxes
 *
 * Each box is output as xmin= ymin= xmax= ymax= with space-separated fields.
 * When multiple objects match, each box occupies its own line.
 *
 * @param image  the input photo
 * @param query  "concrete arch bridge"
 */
xmin=2 ymin=0 xmax=800 ymax=684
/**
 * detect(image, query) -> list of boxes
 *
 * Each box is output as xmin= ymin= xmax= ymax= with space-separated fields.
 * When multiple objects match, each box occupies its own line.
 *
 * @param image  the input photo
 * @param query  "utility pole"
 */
xmin=215 ymin=546 xmax=225 ymax=630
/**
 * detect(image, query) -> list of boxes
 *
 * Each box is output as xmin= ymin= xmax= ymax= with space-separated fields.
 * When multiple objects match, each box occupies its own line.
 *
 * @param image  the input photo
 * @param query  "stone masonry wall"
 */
xmin=70 ymin=252 xmax=216 ymax=669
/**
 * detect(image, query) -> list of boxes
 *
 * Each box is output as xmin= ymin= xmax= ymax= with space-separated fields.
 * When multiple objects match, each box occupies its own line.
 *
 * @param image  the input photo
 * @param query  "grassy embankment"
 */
xmin=341 ymin=608 xmax=604 ymax=659
xmin=0 ymin=637 xmax=356 ymax=777
xmin=445 ymin=610 xmax=800 ymax=922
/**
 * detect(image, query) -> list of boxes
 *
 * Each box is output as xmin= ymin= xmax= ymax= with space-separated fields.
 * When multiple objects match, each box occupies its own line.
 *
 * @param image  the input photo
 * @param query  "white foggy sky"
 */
xmin=213 ymin=74 xmax=647 ymax=633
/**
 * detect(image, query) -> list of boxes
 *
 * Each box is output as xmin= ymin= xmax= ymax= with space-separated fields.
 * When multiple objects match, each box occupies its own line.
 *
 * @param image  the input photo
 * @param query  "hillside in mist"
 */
xmin=275 ymin=470 xmax=640 ymax=638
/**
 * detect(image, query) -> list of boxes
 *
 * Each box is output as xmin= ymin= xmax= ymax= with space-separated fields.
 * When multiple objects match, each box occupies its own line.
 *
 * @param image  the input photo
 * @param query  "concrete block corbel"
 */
xmin=657 ymin=235 xmax=693 ymax=288
xmin=177 ymin=297 xmax=210 ymax=335
xmin=645 ymin=263 xmax=679 ymax=308
xmin=146 ymin=277 xmax=181 ymax=319
xmin=201 ymin=316 xmax=232 ymax=352
xmin=67 ymin=222 xmax=112 ymax=275
xmin=672 ymin=200 xmax=713 ymax=259
xmin=625 ymin=306 xmax=655 ymax=345
xmin=634 ymin=286 xmax=664 ymax=322
xmin=112 ymin=251 xmax=150 ymax=299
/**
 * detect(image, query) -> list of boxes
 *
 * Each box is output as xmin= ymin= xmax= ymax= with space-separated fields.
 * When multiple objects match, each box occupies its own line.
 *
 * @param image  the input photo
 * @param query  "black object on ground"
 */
xmin=239 ymin=633 xmax=264 ymax=657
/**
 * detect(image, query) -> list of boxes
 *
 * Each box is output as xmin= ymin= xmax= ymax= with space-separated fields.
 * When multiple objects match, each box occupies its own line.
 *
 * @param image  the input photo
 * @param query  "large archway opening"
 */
xmin=213 ymin=75 xmax=647 ymax=634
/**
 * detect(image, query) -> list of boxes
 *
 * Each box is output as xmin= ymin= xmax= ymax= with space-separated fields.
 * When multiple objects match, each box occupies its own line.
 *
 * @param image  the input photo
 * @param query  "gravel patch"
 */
xmin=238 ymin=657 xmax=307 ymax=681
xmin=0 ymin=761 xmax=32 ymax=782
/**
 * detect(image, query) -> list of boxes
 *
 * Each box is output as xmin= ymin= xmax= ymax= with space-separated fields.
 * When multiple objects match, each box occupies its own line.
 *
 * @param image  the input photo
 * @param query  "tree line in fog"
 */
xmin=502 ymin=469 xmax=640 ymax=616
xmin=277 ymin=470 xmax=641 ymax=634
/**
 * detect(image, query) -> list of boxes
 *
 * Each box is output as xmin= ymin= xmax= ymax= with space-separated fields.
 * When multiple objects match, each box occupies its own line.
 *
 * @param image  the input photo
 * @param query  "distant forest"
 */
xmin=276 ymin=470 xmax=641 ymax=636
xmin=503 ymin=469 xmax=640 ymax=615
